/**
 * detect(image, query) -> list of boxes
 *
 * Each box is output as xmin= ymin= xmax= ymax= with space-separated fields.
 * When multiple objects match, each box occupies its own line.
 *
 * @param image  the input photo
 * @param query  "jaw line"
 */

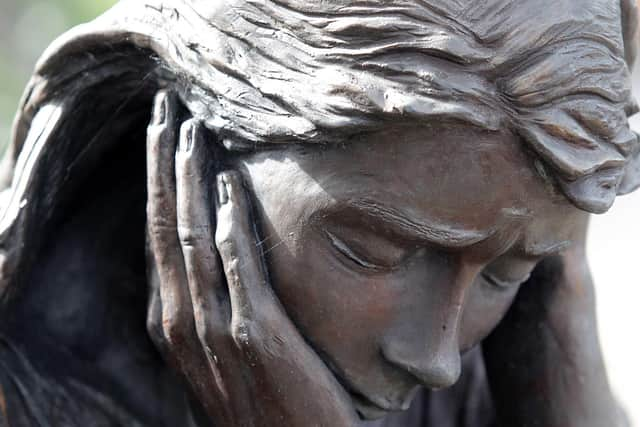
xmin=283 ymin=319 xmax=418 ymax=417
xmin=302 ymin=340 xmax=392 ymax=416
xmin=309 ymin=342 xmax=418 ymax=418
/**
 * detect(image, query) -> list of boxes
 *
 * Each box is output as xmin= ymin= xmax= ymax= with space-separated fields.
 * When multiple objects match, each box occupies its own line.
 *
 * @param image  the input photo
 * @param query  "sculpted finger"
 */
xmin=146 ymin=255 xmax=167 ymax=354
xmin=147 ymin=90 xmax=179 ymax=228
xmin=147 ymin=94 xmax=234 ymax=420
xmin=146 ymin=90 xmax=195 ymax=347
xmin=176 ymin=119 xmax=229 ymax=337
xmin=215 ymin=171 xmax=272 ymax=322
xmin=145 ymin=230 xmax=170 ymax=354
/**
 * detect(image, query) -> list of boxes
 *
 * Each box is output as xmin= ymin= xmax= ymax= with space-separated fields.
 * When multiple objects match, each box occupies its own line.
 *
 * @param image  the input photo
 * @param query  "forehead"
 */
xmin=245 ymin=124 xmax=586 ymax=254
xmin=299 ymin=125 xmax=562 ymax=226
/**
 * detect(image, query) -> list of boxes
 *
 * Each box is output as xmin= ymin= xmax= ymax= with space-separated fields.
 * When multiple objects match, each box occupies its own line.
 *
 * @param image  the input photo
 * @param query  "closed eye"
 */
xmin=326 ymin=231 xmax=387 ymax=271
xmin=481 ymin=270 xmax=531 ymax=290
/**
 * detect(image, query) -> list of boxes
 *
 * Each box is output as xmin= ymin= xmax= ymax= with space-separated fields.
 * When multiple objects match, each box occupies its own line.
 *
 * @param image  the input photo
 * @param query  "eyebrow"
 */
xmin=347 ymin=199 xmax=497 ymax=248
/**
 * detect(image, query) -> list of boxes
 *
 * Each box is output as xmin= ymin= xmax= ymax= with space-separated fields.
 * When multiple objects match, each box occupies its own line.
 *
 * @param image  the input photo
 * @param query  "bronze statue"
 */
xmin=0 ymin=0 xmax=638 ymax=426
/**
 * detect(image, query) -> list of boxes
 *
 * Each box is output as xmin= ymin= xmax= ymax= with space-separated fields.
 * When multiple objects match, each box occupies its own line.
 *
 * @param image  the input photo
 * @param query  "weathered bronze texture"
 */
xmin=0 ymin=0 xmax=638 ymax=426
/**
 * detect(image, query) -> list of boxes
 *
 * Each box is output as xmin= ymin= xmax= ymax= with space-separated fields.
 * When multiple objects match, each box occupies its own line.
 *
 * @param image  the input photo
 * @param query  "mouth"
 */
xmin=349 ymin=390 xmax=397 ymax=420
xmin=309 ymin=344 xmax=416 ymax=420
xmin=340 ymin=378 xmax=416 ymax=421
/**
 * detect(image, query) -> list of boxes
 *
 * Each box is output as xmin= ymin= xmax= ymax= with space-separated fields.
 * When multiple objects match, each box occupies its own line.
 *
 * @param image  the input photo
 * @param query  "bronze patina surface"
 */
xmin=0 ymin=1 xmax=638 ymax=426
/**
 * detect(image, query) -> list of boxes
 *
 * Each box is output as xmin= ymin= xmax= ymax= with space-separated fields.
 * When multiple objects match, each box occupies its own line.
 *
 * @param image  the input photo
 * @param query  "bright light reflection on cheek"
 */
xmin=242 ymin=157 xmax=338 ymax=248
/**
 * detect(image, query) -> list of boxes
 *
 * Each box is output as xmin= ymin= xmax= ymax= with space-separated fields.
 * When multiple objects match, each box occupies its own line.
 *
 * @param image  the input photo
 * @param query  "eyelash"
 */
xmin=327 ymin=229 xmax=537 ymax=286
xmin=480 ymin=271 xmax=531 ymax=290
xmin=326 ymin=231 xmax=388 ymax=272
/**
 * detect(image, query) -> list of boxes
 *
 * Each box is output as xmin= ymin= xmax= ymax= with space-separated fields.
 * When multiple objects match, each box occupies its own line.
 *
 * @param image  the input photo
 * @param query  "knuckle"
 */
xmin=215 ymin=225 xmax=242 ymax=253
xmin=148 ymin=219 xmax=176 ymax=234
xmin=215 ymin=210 xmax=235 ymax=240
xmin=178 ymin=225 xmax=209 ymax=249
xmin=147 ymin=200 xmax=176 ymax=223
xmin=230 ymin=318 xmax=258 ymax=350
xmin=178 ymin=229 xmax=198 ymax=249
xmin=214 ymin=232 xmax=228 ymax=251
xmin=162 ymin=313 xmax=190 ymax=346
xmin=214 ymin=231 xmax=236 ymax=257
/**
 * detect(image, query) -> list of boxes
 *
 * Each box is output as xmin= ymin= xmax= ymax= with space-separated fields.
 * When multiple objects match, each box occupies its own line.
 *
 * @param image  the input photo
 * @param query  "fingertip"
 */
xmin=221 ymin=171 xmax=245 ymax=204
xmin=152 ymin=90 xmax=180 ymax=127
xmin=178 ymin=119 xmax=198 ymax=154
xmin=216 ymin=173 xmax=229 ymax=206
xmin=152 ymin=90 xmax=169 ymax=125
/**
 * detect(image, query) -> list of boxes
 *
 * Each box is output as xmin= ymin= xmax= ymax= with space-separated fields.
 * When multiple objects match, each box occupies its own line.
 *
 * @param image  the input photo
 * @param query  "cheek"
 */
xmin=265 ymin=234 xmax=403 ymax=348
xmin=459 ymin=281 xmax=519 ymax=351
xmin=259 ymin=220 xmax=417 ymax=385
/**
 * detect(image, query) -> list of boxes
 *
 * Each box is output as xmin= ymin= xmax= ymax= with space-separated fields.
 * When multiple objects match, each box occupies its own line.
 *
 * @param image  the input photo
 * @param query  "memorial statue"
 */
xmin=0 ymin=0 xmax=639 ymax=426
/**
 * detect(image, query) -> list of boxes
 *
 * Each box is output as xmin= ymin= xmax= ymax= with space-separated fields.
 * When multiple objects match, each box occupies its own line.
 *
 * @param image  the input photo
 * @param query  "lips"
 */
xmin=350 ymin=392 xmax=392 ymax=420
xmin=309 ymin=341 xmax=417 ymax=420
xmin=343 ymin=380 xmax=417 ymax=421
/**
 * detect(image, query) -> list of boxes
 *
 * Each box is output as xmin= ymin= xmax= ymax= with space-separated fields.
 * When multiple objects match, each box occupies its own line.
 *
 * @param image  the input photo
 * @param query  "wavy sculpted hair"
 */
xmin=0 ymin=0 xmax=638 ymax=298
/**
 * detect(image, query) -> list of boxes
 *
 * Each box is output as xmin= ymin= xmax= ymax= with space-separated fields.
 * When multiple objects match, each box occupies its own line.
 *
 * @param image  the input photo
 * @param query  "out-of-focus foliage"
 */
xmin=0 ymin=0 xmax=117 ymax=149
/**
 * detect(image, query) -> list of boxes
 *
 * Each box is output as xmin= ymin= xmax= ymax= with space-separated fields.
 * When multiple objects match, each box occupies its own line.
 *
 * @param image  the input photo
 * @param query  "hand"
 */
xmin=483 ymin=217 xmax=628 ymax=427
xmin=145 ymin=90 xmax=359 ymax=427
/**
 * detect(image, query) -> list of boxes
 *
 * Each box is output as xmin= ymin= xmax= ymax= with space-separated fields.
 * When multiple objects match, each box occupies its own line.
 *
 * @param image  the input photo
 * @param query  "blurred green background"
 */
xmin=0 ymin=0 xmax=117 ymax=149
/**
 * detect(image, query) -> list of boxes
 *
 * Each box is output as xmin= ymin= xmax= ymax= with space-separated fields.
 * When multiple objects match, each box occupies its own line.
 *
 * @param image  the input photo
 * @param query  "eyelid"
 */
xmin=481 ymin=270 xmax=531 ymax=289
xmin=325 ymin=230 xmax=386 ymax=271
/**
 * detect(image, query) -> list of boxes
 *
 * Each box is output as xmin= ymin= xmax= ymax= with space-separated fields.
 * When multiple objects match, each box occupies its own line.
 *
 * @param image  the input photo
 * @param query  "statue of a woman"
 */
xmin=0 ymin=0 xmax=638 ymax=426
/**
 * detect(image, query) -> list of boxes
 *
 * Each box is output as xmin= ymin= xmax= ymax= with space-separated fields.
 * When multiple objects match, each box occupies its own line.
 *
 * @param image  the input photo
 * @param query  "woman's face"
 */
xmin=235 ymin=124 xmax=587 ymax=420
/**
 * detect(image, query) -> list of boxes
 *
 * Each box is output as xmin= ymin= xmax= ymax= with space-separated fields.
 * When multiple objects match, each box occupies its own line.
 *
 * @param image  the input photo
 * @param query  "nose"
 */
xmin=381 ymin=259 xmax=478 ymax=389
xmin=382 ymin=320 xmax=462 ymax=390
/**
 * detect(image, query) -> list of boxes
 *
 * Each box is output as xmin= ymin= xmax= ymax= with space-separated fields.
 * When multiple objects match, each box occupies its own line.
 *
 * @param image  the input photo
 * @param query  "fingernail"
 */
xmin=153 ymin=92 xmax=168 ymax=125
xmin=217 ymin=173 xmax=229 ymax=205
xmin=179 ymin=120 xmax=196 ymax=153
xmin=188 ymin=123 xmax=197 ymax=151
